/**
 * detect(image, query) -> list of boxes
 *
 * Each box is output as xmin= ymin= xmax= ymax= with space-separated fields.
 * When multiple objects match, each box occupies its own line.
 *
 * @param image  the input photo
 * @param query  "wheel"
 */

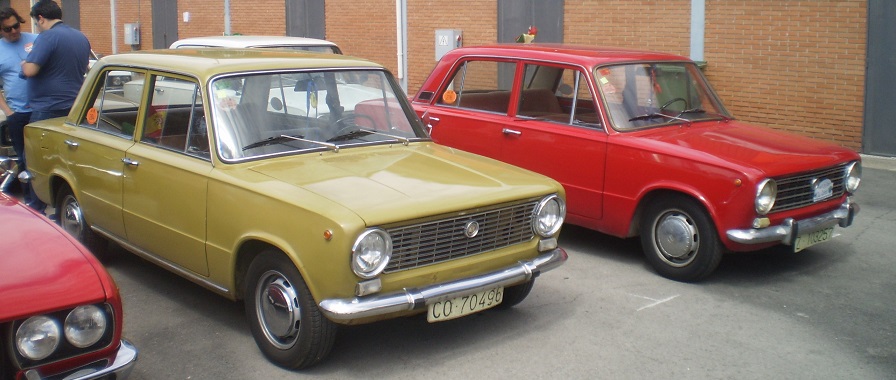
xmin=639 ymin=194 xmax=723 ymax=282
xmin=55 ymin=186 xmax=108 ymax=258
xmin=659 ymin=97 xmax=687 ymax=113
xmin=496 ymin=279 xmax=534 ymax=309
xmin=244 ymin=250 xmax=336 ymax=369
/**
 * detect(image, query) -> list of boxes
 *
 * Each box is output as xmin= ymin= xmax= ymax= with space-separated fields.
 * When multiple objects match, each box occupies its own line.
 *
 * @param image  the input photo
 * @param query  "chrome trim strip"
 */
xmin=93 ymin=226 xmax=230 ymax=296
xmin=318 ymin=248 xmax=567 ymax=322
xmin=27 ymin=339 xmax=138 ymax=380
xmin=726 ymin=199 xmax=860 ymax=245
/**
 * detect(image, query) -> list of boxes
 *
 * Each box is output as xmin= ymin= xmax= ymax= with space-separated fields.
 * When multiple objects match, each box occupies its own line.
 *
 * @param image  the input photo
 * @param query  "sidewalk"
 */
xmin=861 ymin=154 xmax=896 ymax=172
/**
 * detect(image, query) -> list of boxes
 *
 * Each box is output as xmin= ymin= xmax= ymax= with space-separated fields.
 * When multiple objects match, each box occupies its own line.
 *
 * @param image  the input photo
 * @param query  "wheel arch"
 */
xmin=629 ymin=185 xmax=720 ymax=239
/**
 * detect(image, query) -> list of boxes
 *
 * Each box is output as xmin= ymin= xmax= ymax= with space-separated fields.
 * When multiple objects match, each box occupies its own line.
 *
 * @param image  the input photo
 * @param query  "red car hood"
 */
xmin=0 ymin=195 xmax=108 ymax=321
xmin=628 ymin=120 xmax=860 ymax=176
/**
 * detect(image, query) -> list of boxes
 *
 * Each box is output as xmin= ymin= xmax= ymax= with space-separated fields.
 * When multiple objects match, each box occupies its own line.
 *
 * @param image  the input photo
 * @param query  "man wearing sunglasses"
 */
xmin=0 ymin=7 xmax=38 ymax=206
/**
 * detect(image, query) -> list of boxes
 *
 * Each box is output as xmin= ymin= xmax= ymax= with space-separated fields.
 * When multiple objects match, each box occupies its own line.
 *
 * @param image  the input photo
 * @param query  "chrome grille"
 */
xmin=771 ymin=164 xmax=846 ymax=213
xmin=384 ymin=200 xmax=538 ymax=273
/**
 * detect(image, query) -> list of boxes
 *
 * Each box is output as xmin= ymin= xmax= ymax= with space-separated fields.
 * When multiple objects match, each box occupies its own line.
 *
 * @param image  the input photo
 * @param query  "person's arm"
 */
xmin=21 ymin=62 xmax=40 ymax=77
xmin=0 ymin=95 xmax=13 ymax=116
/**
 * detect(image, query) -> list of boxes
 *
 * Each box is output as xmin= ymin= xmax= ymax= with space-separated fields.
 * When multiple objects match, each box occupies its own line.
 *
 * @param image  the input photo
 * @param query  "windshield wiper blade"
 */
xmin=326 ymin=128 xmax=411 ymax=145
xmin=243 ymin=134 xmax=304 ymax=150
xmin=629 ymin=112 xmax=691 ymax=124
xmin=679 ymin=108 xmax=732 ymax=122
xmin=244 ymin=134 xmax=339 ymax=152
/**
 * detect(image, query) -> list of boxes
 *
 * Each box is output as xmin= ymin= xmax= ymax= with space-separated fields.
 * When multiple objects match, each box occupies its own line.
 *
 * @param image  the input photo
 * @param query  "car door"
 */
xmin=500 ymin=62 xmax=607 ymax=223
xmin=121 ymin=74 xmax=212 ymax=276
xmin=54 ymin=68 xmax=145 ymax=239
xmin=423 ymin=58 xmax=518 ymax=157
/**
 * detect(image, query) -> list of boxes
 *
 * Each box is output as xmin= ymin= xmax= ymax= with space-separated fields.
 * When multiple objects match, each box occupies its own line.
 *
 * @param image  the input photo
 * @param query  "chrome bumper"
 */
xmin=27 ymin=339 xmax=138 ymax=380
xmin=726 ymin=199 xmax=860 ymax=246
xmin=319 ymin=248 xmax=568 ymax=322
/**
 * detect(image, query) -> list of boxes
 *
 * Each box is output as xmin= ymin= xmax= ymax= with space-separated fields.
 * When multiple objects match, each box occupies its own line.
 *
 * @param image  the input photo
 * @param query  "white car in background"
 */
xmin=169 ymin=35 xmax=342 ymax=54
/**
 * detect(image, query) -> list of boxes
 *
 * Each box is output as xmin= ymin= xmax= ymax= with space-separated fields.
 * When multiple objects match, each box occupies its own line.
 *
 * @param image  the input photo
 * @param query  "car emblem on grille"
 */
xmin=463 ymin=220 xmax=480 ymax=238
xmin=811 ymin=177 xmax=834 ymax=202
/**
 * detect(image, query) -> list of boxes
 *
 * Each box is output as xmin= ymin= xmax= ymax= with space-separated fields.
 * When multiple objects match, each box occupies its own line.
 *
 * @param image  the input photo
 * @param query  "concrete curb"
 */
xmin=861 ymin=154 xmax=896 ymax=172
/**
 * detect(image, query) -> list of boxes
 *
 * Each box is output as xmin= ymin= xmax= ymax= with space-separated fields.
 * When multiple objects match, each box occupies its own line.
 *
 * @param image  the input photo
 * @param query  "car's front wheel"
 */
xmin=496 ymin=279 xmax=534 ymax=309
xmin=55 ymin=186 xmax=108 ymax=257
xmin=244 ymin=250 xmax=337 ymax=369
xmin=640 ymin=194 xmax=723 ymax=282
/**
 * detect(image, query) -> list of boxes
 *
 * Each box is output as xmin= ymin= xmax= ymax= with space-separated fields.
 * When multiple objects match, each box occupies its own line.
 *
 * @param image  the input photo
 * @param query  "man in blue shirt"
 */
xmin=0 ymin=7 xmax=39 ymax=207
xmin=21 ymin=0 xmax=90 ymax=122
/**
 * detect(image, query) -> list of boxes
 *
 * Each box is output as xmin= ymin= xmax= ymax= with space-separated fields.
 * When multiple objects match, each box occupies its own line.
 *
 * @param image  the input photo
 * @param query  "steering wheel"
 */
xmin=659 ymin=97 xmax=687 ymax=113
xmin=332 ymin=113 xmax=378 ymax=136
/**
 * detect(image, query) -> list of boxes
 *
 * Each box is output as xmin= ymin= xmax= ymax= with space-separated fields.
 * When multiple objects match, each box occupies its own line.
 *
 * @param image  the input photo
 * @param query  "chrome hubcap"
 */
xmin=60 ymin=195 xmax=84 ymax=237
xmin=654 ymin=212 xmax=698 ymax=267
xmin=255 ymin=270 xmax=301 ymax=349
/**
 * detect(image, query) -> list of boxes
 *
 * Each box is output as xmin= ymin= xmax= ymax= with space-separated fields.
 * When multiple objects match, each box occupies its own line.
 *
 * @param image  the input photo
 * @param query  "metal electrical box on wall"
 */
xmin=435 ymin=29 xmax=462 ymax=60
xmin=124 ymin=23 xmax=140 ymax=45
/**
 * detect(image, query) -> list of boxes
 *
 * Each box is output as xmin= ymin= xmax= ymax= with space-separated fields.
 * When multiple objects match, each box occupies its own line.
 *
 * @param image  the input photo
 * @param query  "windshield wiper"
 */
xmin=327 ymin=128 xmax=410 ymax=145
xmin=629 ymin=112 xmax=690 ymax=124
xmin=244 ymin=134 xmax=339 ymax=152
xmin=243 ymin=134 xmax=304 ymax=150
xmin=678 ymin=108 xmax=732 ymax=122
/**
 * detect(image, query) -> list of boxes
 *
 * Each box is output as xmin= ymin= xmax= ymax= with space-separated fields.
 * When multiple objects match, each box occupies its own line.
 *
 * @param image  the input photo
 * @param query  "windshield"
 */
xmin=211 ymin=69 xmax=424 ymax=160
xmin=595 ymin=62 xmax=731 ymax=131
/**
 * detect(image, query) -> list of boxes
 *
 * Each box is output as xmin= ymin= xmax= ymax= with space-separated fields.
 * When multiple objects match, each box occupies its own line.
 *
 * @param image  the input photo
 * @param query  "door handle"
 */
xmin=121 ymin=158 xmax=140 ymax=167
xmin=64 ymin=139 xmax=79 ymax=147
xmin=502 ymin=128 xmax=522 ymax=136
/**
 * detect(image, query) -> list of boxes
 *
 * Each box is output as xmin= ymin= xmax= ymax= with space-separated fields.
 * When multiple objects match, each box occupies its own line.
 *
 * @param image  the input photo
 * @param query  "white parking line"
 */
xmin=629 ymin=294 xmax=681 ymax=311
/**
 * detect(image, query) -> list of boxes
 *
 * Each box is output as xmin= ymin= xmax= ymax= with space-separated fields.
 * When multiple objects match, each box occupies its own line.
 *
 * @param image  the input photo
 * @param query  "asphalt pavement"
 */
xmin=97 ymin=154 xmax=896 ymax=379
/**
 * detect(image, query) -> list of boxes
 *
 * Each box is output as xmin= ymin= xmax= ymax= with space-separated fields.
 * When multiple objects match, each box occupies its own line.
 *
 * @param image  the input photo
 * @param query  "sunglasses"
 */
xmin=2 ymin=22 xmax=21 ymax=33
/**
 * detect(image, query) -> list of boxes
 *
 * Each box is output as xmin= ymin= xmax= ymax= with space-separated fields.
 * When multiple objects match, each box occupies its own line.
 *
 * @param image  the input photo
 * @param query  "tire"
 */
xmin=640 ymin=194 xmax=723 ymax=282
xmin=496 ymin=279 xmax=534 ymax=309
xmin=244 ymin=250 xmax=337 ymax=369
xmin=55 ymin=186 xmax=109 ymax=258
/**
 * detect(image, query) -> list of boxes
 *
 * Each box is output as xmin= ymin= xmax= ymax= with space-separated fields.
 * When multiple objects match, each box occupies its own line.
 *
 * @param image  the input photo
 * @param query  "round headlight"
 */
xmin=351 ymin=228 xmax=392 ymax=279
xmin=533 ymin=195 xmax=566 ymax=237
xmin=845 ymin=161 xmax=861 ymax=193
xmin=16 ymin=316 xmax=61 ymax=361
xmin=65 ymin=305 xmax=108 ymax=348
xmin=755 ymin=179 xmax=777 ymax=215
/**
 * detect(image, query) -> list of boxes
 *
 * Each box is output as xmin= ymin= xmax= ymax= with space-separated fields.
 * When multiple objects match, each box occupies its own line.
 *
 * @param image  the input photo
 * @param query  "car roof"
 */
xmin=169 ymin=35 xmax=339 ymax=49
xmin=95 ymin=48 xmax=381 ymax=81
xmin=442 ymin=44 xmax=693 ymax=66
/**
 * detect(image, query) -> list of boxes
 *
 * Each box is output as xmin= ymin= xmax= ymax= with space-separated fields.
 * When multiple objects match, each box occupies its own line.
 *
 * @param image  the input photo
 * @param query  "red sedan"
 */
xmin=0 ymin=164 xmax=136 ymax=379
xmin=413 ymin=44 xmax=861 ymax=281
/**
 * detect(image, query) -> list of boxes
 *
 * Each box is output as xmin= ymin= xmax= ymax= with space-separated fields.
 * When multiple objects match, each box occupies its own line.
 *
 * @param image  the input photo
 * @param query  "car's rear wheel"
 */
xmin=244 ymin=250 xmax=336 ymax=369
xmin=496 ymin=279 xmax=534 ymax=309
xmin=640 ymin=194 xmax=723 ymax=282
xmin=55 ymin=186 xmax=108 ymax=257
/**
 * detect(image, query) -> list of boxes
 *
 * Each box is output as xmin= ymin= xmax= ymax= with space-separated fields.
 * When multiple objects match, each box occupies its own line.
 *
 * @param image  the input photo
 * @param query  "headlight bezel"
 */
xmin=12 ymin=304 xmax=115 ymax=366
xmin=845 ymin=161 xmax=861 ymax=194
xmin=351 ymin=228 xmax=393 ymax=279
xmin=755 ymin=178 xmax=777 ymax=215
xmin=532 ymin=194 xmax=566 ymax=238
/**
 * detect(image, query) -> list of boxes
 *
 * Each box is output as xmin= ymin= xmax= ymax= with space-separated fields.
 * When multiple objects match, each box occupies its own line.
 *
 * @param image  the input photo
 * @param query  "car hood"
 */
xmin=247 ymin=143 xmax=559 ymax=223
xmin=0 ymin=196 xmax=108 ymax=321
xmin=629 ymin=120 xmax=860 ymax=176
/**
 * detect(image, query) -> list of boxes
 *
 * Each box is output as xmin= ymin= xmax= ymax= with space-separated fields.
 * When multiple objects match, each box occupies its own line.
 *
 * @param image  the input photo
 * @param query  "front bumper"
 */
xmin=726 ymin=198 xmax=860 ymax=246
xmin=319 ymin=248 xmax=567 ymax=322
xmin=25 ymin=339 xmax=138 ymax=380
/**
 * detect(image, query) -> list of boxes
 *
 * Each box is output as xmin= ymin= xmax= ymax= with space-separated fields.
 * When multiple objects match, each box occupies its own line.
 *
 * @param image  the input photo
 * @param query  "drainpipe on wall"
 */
xmin=224 ymin=0 xmax=231 ymax=35
xmin=395 ymin=0 xmax=408 ymax=93
xmin=110 ymin=0 xmax=118 ymax=54
xmin=690 ymin=0 xmax=706 ymax=69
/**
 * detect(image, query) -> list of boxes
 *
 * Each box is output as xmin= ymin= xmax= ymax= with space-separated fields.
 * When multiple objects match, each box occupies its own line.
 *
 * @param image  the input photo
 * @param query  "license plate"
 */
xmin=427 ymin=287 xmax=504 ymax=322
xmin=794 ymin=227 xmax=835 ymax=252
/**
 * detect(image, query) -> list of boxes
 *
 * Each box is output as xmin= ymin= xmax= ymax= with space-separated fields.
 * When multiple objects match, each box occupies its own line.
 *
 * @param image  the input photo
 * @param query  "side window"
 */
xmin=517 ymin=64 xmax=601 ymax=128
xmin=437 ymin=60 xmax=516 ymax=114
xmin=81 ymin=69 xmax=144 ymax=138
xmin=142 ymin=75 xmax=209 ymax=158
